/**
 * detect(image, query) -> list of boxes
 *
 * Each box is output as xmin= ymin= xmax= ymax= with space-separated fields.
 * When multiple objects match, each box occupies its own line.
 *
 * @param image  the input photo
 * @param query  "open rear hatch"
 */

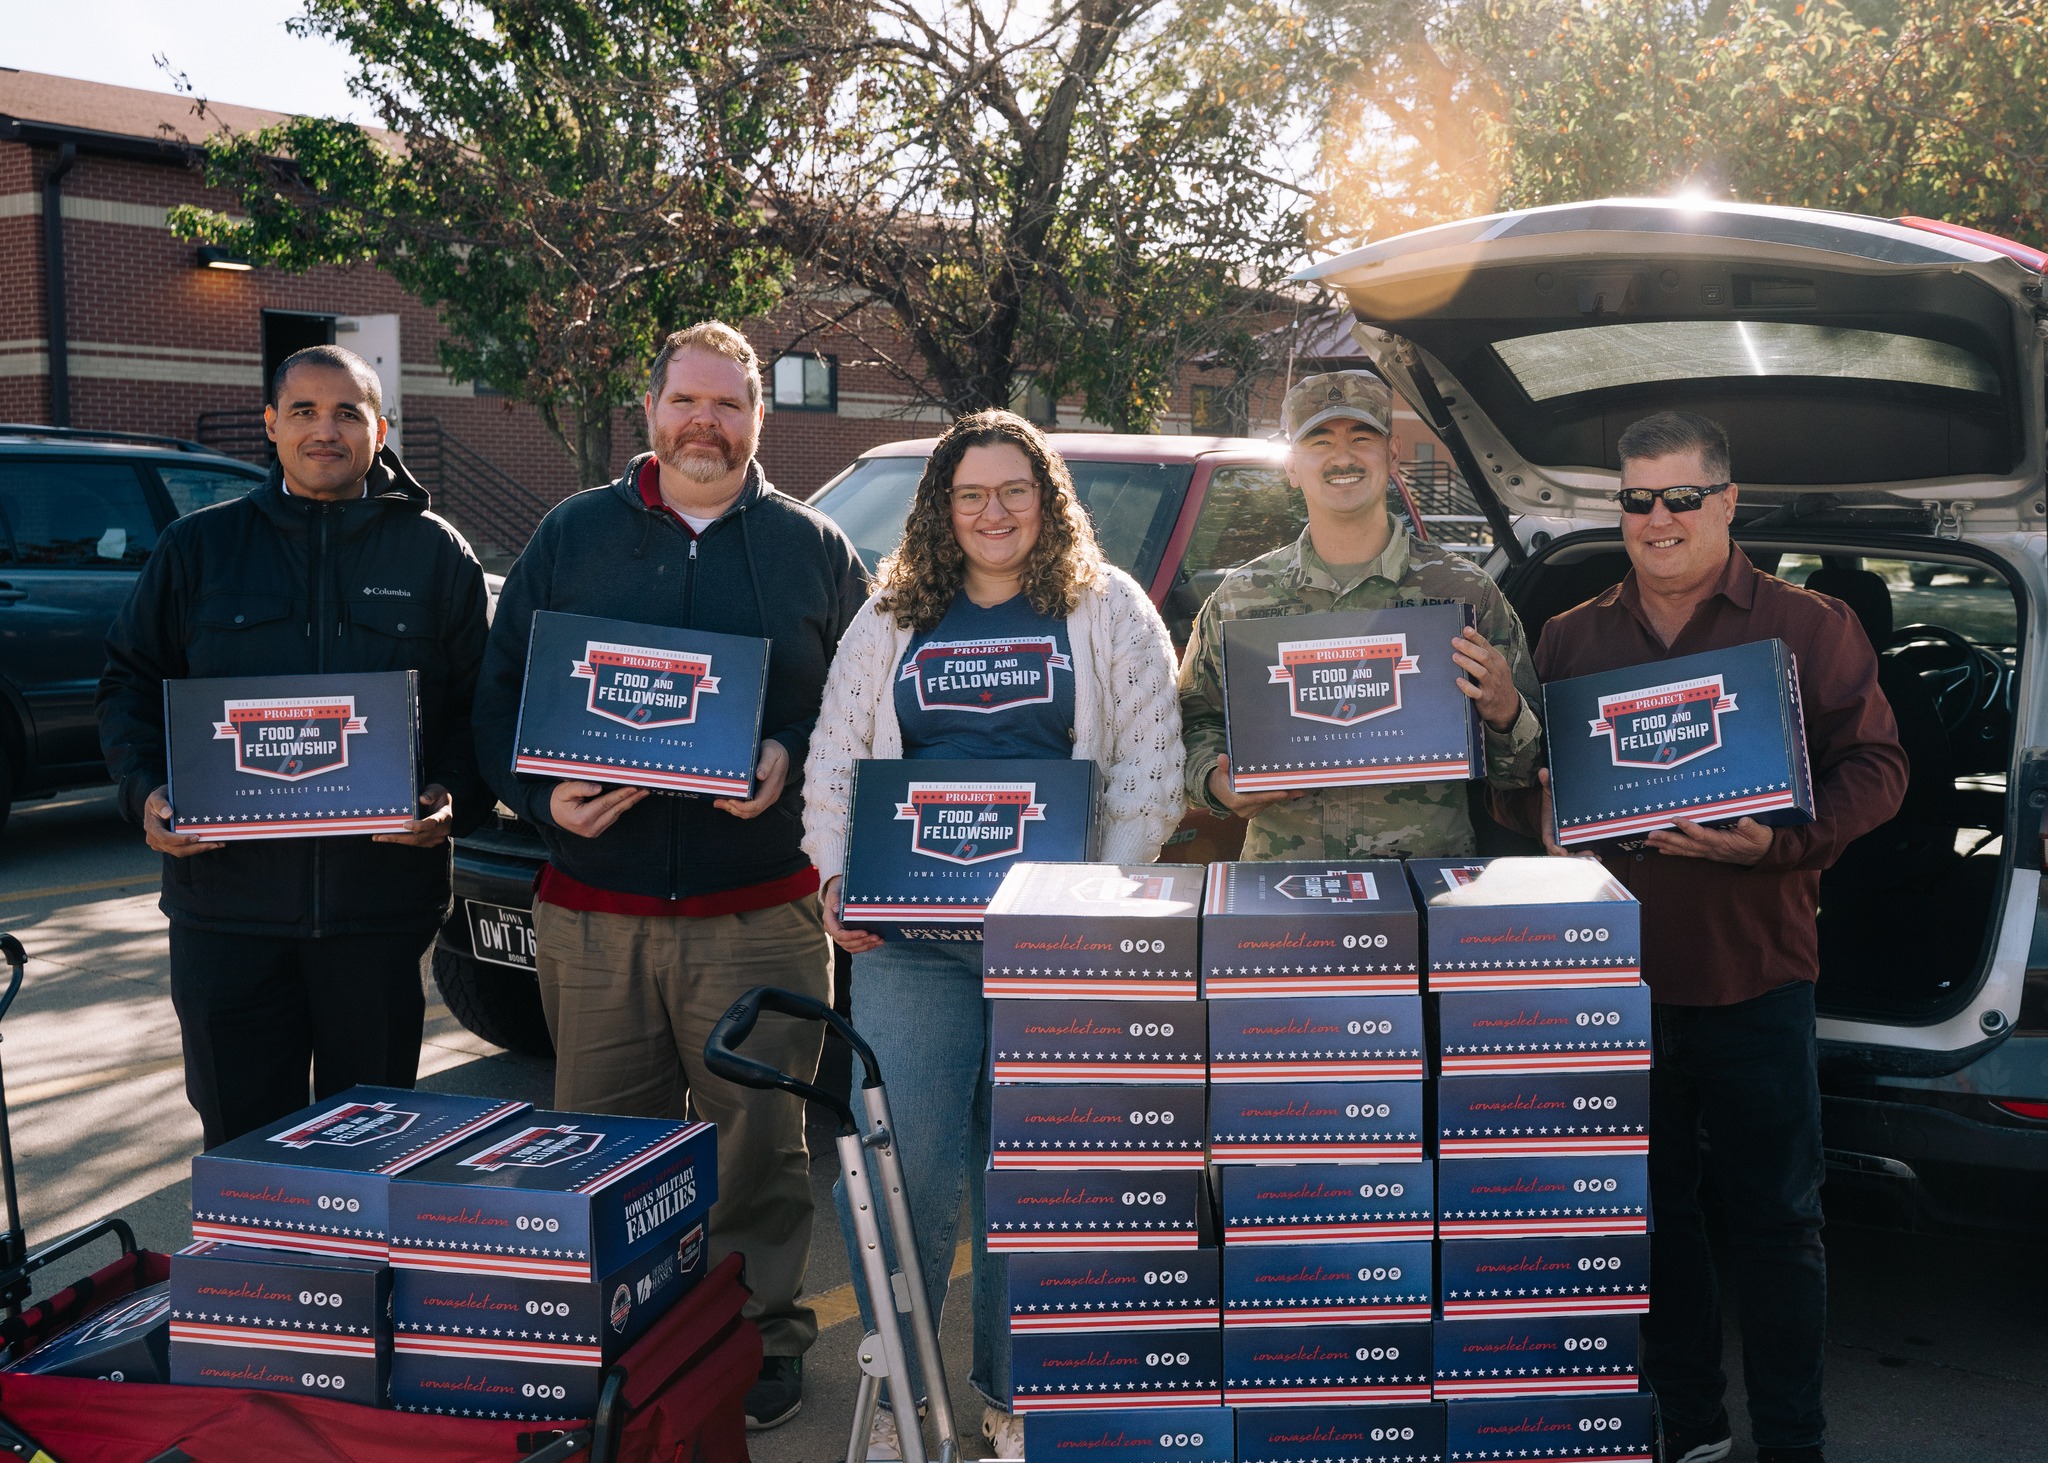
xmin=1302 ymin=201 xmax=2048 ymax=1070
xmin=1299 ymin=199 xmax=2046 ymax=539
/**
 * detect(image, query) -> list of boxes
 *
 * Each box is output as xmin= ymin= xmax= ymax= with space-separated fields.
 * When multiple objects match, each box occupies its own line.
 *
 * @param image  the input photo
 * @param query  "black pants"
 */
xmin=168 ymin=925 xmax=433 ymax=1150
xmin=1645 ymin=980 xmax=1827 ymax=1451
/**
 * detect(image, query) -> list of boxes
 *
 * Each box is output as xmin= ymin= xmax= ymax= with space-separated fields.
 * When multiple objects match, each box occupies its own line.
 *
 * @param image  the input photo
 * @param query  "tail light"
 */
xmin=1992 ymin=1099 xmax=2048 ymax=1121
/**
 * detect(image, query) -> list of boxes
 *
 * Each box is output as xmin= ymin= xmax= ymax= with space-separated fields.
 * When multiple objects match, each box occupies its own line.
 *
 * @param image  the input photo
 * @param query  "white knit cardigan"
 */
xmin=802 ymin=565 xmax=1186 ymax=884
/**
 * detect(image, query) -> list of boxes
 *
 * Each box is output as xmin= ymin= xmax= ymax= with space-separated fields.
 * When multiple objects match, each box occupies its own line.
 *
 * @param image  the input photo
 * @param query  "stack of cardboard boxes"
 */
xmin=983 ymin=863 xmax=1225 ymax=1420
xmin=166 ymin=1086 xmax=717 ymax=1417
xmin=986 ymin=855 xmax=1665 ymax=1463
xmin=1205 ymin=861 xmax=1439 ymax=1447
xmin=1412 ymin=857 xmax=1658 ymax=1462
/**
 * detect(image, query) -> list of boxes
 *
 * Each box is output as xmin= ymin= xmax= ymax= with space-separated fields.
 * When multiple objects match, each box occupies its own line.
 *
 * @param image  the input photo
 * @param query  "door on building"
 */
xmin=336 ymin=314 xmax=402 ymax=451
xmin=260 ymin=311 xmax=337 ymax=403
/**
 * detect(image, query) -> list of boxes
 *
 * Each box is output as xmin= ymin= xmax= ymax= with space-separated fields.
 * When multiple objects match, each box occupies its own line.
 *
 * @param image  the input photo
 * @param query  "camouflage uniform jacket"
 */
xmin=1178 ymin=526 xmax=1544 ymax=860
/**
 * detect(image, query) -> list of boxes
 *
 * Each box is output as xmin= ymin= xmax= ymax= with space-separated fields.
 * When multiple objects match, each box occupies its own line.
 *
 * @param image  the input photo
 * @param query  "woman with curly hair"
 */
xmin=803 ymin=409 xmax=1184 ymax=1457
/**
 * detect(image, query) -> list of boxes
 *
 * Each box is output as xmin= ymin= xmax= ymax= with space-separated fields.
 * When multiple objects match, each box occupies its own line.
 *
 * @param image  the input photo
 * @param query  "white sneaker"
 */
xmin=983 ymin=1405 xmax=1026 ymax=1459
xmin=868 ymin=1409 xmax=903 ymax=1461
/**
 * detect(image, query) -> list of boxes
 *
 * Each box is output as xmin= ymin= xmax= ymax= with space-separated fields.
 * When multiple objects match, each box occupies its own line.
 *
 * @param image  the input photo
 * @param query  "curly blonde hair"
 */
xmin=874 ymin=410 xmax=1103 ymax=632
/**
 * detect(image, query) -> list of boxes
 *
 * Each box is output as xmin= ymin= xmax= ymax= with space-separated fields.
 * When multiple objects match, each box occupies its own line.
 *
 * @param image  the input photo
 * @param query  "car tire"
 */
xmin=0 ymin=751 xmax=13 ymax=843
xmin=431 ymin=942 xmax=556 ymax=1059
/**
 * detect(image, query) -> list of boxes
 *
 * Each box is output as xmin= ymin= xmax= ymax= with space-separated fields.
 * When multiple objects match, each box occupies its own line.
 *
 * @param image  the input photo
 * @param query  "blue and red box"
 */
xmin=1223 ymin=1241 xmax=1432 ymax=1326
xmin=1436 ymin=1074 xmax=1649 ymax=1158
xmin=386 ymin=1114 xmax=715 ymax=1418
xmin=1409 ymin=857 xmax=1642 ymax=992
xmin=510 ymin=610 xmax=769 ymax=798
xmin=1436 ymin=985 xmax=1652 ymax=1076
xmin=986 ymin=1166 xmax=1208 ymax=1251
xmin=1219 ymin=1161 xmax=1434 ymax=1245
xmin=389 ymin=1219 xmax=707 ymax=1418
xmin=1431 ymin=1315 xmax=1641 ymax=1400
xmin=1208 ymin=994 xmax=1424 ymax=1083
xmin=991 ymin=1084 xmax=1207 ymax=1169
xmin=983 ymin=862 xmax=1204 ymax=999
xmin=1444 ymin=1394 xmax=1655 ymax=1462
xmin=1024 ymin=1406 xmax=1236 ymax=1463
xmin=1435 ymin=1157 xmax=1649 ymax=1240
xmin=1201 ymin=861 xmax=1418 ymax=998
xmin=189 ymin=1086 xmax=530 ymax=1260
xmin=166 ymin=671 xmax=419 ymax=839
xmin=1007 ymin=1248 xmax=1220 ymax=1333
xmin=840 ymin=759 xmax=1100 ymax=941
xmin=388 ymin=1114 xmax=715 ymax=1285
xmin=1011 ymin=1329 xmax=1224 ymax=1411
xmin=168 ymin=1242 xmax=389 ymax=1406
xmin=1438 ymin=1235 xmax=1651 ymax=1320
xmin=1541 ymin=638 xmax=1815 ymax=846
xmin=1222 ymin=1320 xmax=1434 ymax=1407
xmin=7 ymin=1282 xmax=170 ymax=1384
xmin=990 ymin=1000 xmax=1208 ymax=1084
xmin=1210 ymin=1081 xmax=1424 ymax=1164
xmin=1236 ymin=1404 xmax=1445 ymax=1463
xmin=1221 ymin=604 xmax=1482 ymax=794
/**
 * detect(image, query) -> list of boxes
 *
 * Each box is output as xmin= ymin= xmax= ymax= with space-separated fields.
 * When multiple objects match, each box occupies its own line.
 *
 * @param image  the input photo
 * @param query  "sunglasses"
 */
xmin=1616 ymin=482 xmax=1730 ymax=514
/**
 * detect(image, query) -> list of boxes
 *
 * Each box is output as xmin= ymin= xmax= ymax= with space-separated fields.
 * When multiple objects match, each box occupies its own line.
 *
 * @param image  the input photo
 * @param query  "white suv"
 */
xmin=1304 ymin=198 xmax=2048 ymax=1227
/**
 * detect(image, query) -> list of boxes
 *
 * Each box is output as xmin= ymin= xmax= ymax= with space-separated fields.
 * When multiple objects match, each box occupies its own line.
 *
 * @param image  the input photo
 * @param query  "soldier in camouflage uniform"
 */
xmin=1178 ymin=370 xmax=1544 ymax=859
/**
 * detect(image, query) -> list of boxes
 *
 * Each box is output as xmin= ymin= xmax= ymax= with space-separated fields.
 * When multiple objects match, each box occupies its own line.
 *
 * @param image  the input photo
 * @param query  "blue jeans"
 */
xmin=1644 ymin=980 xmax=1826 ymax=1450
xmin=833 ymin=940 xmax=1009 ymax=1409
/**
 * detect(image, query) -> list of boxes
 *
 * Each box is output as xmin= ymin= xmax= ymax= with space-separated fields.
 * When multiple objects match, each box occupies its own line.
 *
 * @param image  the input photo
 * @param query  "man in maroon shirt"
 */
xmin=1495 ymin=411 xmax=1906 ymax=1463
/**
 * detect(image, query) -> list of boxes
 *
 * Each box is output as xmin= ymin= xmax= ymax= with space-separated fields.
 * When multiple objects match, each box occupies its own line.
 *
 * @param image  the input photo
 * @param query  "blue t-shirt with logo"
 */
xmin=894 ymin=590 xmax=1076 ymax=760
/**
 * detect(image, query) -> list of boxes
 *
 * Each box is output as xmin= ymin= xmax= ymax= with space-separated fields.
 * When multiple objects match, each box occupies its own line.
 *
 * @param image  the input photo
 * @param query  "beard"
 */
xmin=653 ymin=419 xmax=753 ymax=483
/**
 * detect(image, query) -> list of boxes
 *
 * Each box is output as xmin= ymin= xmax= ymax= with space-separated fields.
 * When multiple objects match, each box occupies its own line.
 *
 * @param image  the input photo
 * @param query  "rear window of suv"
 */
xmin=811 ymin=454 xmax=1195 ymax=585
xmin=0 ymin=460 xmax=160 ymax=567
xmin=1494 ymin=321 xmax=2000 ymax=402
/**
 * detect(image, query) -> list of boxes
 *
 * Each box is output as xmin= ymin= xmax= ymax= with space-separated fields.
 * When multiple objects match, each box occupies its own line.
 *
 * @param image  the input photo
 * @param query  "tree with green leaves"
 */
xmin=171 ymin=0 xmax=805 ymax=487
xmin=764 ymin=0 xmax=1305 ymax=431
xmin=1295 ymin=0 xmax=2048 ymax=251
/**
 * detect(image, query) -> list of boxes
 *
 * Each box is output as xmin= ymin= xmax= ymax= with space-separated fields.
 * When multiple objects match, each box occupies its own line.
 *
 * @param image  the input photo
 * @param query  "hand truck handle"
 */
xmin=704 ymin=986 xmax=880 ymax=1136
xmin=0 ymin=934 xmax=23 ymax=1025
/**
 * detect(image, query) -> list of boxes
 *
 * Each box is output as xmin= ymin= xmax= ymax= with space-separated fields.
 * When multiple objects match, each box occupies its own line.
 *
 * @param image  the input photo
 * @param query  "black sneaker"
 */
xmin=1757 ymin=1450 xmax=1825 ymax=1463
xmin=745 ymin=1355 xmax=803 ymax=1431
xmin=1662 ymin=1409 xmax=1733 ymax=1463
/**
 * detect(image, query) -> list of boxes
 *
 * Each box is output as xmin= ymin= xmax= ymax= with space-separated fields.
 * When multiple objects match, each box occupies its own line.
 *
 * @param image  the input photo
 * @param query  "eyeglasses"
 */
xmin=950 ymin=481 xmax=1040 ymax=515
xmin=1616 ymin=482 xmax=1730 ymax=514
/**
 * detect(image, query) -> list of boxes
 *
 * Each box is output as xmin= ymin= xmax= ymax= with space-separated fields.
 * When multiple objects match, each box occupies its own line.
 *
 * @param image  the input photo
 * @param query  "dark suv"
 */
xmin=0 ymin=427 xmax=267 ymax=836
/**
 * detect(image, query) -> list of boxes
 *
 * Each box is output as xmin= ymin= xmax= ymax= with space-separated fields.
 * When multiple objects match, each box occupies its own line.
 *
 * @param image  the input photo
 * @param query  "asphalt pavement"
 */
xmin=2 ymin=786 xmax=2044 ymax=1461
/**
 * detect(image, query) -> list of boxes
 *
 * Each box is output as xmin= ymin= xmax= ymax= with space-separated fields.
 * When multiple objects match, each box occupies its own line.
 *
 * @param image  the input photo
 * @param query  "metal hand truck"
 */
xmin=705 ymin=985 xmax=960 ymax=1463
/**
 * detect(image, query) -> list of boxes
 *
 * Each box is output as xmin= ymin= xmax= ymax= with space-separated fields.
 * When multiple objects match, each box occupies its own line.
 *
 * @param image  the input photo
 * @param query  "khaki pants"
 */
xmin=534 ymin=895 xmax=832 ymax=1356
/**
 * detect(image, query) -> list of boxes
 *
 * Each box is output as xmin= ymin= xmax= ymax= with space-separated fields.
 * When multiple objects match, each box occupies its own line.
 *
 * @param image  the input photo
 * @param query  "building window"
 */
xmin=1191 ymin=382 xmax=1242 ymax=434
xmin=772 ymin=353 xmax=837 ymax=411
xmin=1011 ymin=375 xmax=1056 ymax=427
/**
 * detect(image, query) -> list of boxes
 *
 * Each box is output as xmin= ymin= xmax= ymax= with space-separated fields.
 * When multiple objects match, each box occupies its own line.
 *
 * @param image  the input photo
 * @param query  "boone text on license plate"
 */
xmin=467 ymin=900 xmax=537 ymax=970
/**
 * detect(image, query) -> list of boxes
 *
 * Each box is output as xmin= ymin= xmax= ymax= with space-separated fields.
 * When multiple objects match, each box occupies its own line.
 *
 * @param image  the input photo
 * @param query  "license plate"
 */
xmin=466 ymin=899 xmax=537 ymax=971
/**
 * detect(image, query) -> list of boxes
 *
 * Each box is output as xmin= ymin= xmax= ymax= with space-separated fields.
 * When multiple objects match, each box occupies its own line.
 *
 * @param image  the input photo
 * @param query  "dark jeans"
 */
xmin=1645 ymin=979 xmax=1826 ymax=1451
xmin=168 ymin=924 xmax=432 ymax=1149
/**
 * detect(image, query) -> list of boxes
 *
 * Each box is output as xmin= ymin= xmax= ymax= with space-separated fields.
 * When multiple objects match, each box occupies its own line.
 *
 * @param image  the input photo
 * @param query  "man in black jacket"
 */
xmin=98 ymin=344 xmax=490 ymax=1151
xmin=472 ymin=321 xmax=867 ymax=1430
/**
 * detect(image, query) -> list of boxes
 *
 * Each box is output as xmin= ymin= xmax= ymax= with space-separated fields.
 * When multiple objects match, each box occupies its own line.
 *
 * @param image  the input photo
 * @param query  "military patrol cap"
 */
xmin=1283 ymin=370 xmax=1393 ymax=442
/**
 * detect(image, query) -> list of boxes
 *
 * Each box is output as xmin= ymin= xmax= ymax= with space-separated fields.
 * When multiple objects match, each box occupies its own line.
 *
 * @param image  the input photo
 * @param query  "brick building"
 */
xmin=1 ymin=68 xmax=1463 ymax=562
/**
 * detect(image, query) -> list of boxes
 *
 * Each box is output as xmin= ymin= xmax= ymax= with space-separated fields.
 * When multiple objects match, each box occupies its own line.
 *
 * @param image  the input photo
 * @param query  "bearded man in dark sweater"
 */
xmin=473 ymin=322 xmax=867 ymax=1430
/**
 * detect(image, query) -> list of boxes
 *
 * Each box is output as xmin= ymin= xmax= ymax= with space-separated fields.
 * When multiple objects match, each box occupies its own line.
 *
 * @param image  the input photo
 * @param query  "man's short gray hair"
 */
xmin=1617 ymin=410 xmax=1731 ymax=482
xmin=272 ymin=344 xmax=382 ymax=416
xmin=648 ymin=322 xmax=762 ymax=407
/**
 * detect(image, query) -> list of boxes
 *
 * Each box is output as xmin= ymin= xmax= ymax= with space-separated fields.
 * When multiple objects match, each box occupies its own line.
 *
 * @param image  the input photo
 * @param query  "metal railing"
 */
xmin=193 ymin=409 xmax=273 ymax=465
xmin=193 ymin=409 xmax=557 ymax=558
xmin=403 ymin=417 xmax=560 ymax=557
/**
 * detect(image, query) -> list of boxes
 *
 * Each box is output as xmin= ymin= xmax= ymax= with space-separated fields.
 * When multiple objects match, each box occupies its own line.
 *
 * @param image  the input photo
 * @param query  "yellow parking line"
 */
xmin=0 ymin=874 xmax=156 ymax=907
xmin=816 ymin=1239 xmax=973 ymax=1331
